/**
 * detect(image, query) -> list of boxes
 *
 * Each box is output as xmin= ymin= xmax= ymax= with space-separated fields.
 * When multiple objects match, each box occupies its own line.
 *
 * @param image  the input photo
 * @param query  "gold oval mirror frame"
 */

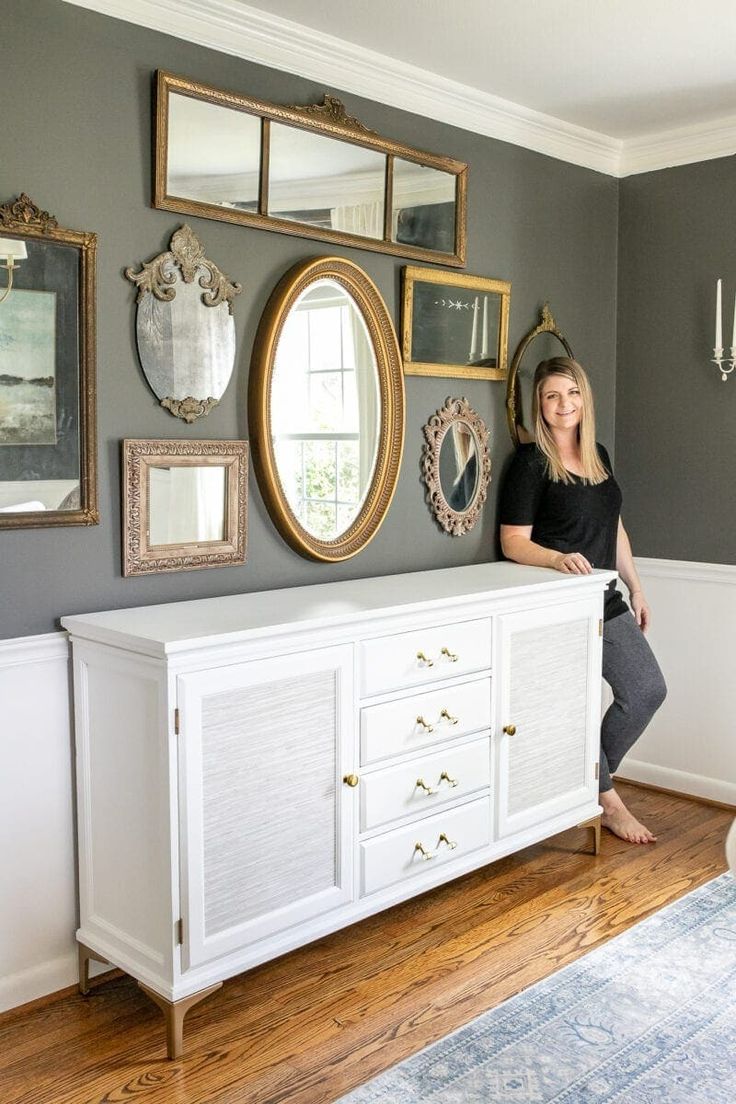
xmin=506 ymin=302 xmax=574 ymax=445
xmin=249 ymin=256 xmax=405 ymax=561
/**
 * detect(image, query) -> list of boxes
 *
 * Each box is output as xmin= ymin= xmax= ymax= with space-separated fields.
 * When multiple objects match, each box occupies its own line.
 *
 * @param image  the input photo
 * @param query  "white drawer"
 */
xmin=359 ymin=617 xmax=492 ymax=697
xmin=360 ymin=676 xmax=491 ymax=766
xmin=360 ymin=798 xmax=491 ymax=897
xmin=360 ymin=736 xmax=490 ymax=832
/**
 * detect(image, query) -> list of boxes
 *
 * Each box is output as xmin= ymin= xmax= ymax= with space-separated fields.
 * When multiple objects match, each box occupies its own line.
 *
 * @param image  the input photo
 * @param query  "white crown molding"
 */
xmin=634 ymin=557 xmax=736 ymax=584
xmin=61 ymin=0 xmax=623 ymax=176
xmin=620 ymin=115 xmax=736 ymax=177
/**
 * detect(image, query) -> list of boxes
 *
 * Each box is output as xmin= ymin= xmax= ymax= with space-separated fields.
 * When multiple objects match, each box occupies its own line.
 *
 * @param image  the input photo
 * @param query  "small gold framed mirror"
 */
xmin=506 ymin=303 xmax=574 ymax=445
xmin=421 ymin=397 xmax=491 ymax=535
xmin=122 ymin=439 xmax=248 ymax=575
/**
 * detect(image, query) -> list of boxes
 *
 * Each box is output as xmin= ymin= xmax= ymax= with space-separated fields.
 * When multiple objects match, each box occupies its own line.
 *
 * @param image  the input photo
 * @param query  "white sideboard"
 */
xmin=62 ymin=562 xmax=616 ymax=1057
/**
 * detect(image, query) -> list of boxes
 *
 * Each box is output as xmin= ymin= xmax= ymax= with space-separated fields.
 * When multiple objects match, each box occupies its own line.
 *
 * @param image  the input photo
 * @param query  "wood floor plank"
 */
xmin=3 ymin=785 xmax=732 ymax=1104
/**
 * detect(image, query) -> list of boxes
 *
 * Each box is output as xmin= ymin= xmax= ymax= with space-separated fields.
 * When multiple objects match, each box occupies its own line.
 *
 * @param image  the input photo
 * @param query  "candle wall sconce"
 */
xmin=712 ymin=277 xmax=735 ymax=381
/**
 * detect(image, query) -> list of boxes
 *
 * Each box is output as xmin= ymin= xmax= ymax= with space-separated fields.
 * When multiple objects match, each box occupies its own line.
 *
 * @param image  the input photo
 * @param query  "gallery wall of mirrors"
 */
xmin=154 ymin=71 xmax=468 ymax=267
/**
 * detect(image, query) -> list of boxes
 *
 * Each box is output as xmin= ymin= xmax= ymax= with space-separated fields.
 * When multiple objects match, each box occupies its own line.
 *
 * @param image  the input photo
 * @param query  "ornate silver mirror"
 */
xmin=249 ymin=257 xmax=404 ymax=561
xmin=506 ymin=302 xmax=574 ymax=445
xmin=422 ymin=397 xmax=491 ymax=535
xmin=125 ymin=225 xmax=241 ymax=422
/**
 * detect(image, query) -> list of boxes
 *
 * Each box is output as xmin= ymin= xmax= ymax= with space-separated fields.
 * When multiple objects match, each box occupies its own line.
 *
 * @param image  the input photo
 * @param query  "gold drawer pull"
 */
xmin=414 ymin=842 xmax=435 ymax=861
xmin=440 ymin=646 xmax=458 ymax=662
xmin=438 ymin=832 xmax=458 ymax=850
xmin=416 ymin=714 xmax=434 ymax=732
xmin=503 ymin=724 xmax=517 ymax=736
xmin=439 ymin=770 xmax=458 ymax=788
xmin=343 ymin=773 xmax=360 ymax=787
xmin=416 ymin=650 xmax=434 ymax=667
xmin=416 ymin=777 xmax=437 ymax=796
xmin=440 ymin=708 xmax=459 ymax=725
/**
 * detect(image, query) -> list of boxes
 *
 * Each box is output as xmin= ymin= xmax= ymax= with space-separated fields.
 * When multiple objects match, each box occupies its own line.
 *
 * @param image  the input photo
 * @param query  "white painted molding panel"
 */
xmin=62 ymin=563 xmax=614 ymax=1055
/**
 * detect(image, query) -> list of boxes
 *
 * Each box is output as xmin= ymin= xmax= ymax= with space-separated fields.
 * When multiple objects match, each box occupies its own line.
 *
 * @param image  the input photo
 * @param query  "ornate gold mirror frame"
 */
xmin=249 ymin=256 xmax=405 ymax=562
xmin=506 ymin=303 xmax=574 ymax=445
xmin=421 ymin=397 xmax=491 ymax=536
xmin=155 ymin=71 xmax=467 ymax=266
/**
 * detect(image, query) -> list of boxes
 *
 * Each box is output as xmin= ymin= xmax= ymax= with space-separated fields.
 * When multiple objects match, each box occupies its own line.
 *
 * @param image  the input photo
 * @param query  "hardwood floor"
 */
xmin=1 ymin=783 xmax=732 ymax=1104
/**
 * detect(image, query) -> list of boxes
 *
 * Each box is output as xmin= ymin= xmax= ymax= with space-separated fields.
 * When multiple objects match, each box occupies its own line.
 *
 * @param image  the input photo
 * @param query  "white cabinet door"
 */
xmin=177 ymin=644 xmax=354 ymax=970
xmin=496 ymin=599 xmax=602 ymax=839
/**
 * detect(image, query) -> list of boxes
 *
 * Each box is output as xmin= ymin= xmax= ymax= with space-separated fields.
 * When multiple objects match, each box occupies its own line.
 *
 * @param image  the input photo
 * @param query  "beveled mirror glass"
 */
xmin=506 ymin=303 xmax=574 ymax=445
xmin=0 ymin=193 xmax=97 ymax=528
xmin=422 ymin=397 xmax=491 ymax=535
xmin=122 ymin=439 xmax=248 ymax=575
xmin=155 ymin=71 xmax=467 ymax=266
xmin=250 ymin=257 xmax=404 ymax=561
xmin=125 ymin=225 xmax=241 ymax=423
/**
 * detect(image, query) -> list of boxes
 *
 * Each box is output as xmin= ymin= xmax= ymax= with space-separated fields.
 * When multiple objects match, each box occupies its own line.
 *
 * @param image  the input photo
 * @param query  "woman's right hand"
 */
xmin=553 ymin=551 xmax=593 ymax=574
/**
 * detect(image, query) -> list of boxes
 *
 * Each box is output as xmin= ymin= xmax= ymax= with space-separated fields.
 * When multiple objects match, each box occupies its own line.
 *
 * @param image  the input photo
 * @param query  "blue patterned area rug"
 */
xmin=338 ymin=873 xmax=736 ymax=1103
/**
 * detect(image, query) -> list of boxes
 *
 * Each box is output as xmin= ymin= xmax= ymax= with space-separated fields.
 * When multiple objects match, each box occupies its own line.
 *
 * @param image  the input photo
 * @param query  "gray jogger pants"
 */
xmin=600 ymin=613 xmax=667 ymax=792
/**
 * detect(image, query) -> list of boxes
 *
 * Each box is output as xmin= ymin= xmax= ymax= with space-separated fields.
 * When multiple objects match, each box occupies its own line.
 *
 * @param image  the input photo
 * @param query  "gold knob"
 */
xmin=438 ymin=832 xmax=458 ymax=850
xmin=439 ymin=770 xmax=458 ymax=788
xmin=414 ymin=842 xmax=435 ymax=861
xmin=416 ymin=650 xmax=434 ymax=667
xmin=440 ymin=647 xmax=459 ymax=662
xmin=416 ymin=714 xmax=434 ymax=732
xmin=343 ymin=773 xmax=359 ymax=787
xmin=440 ymin=708 xmax=459 ymax=725
xmin=503 ymin=724 xmax=517 ymax=736
xmin=416 ymin=777 xmax=437 ymax=795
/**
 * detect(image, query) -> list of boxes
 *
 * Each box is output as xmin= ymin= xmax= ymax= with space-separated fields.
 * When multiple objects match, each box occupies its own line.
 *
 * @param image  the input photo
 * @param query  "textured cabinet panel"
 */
xmin=360 ymin=677 xmax=491 ymax=765
xmin=360 ymin=618 xmax=491 ymax=697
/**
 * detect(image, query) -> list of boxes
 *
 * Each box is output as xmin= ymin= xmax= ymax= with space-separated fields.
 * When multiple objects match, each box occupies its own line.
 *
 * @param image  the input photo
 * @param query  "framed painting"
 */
xmin=0 ymin=193 xmax=97 ymax=528
xmin=402 ymin=266 xmax=511 ymax=380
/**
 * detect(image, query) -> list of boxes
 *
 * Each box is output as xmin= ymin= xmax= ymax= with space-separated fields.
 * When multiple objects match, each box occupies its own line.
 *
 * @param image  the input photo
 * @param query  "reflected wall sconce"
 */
xmin=712 ymin=277 xmax=735 ymax=381
xmin=0 ymin=237 xmax=27 ymax=305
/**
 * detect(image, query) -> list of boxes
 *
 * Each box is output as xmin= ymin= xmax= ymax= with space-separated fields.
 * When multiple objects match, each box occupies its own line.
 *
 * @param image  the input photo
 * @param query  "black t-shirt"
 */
xmin=500 ymin=443 xmax=628 ymax=620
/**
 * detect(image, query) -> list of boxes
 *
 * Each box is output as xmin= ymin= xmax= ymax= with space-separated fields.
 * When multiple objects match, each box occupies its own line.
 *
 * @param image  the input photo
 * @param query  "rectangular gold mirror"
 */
xmin=154 ymin=71 xmax=467 ymax=267
xmin=122 ymin=439 xmax=248 ymax=576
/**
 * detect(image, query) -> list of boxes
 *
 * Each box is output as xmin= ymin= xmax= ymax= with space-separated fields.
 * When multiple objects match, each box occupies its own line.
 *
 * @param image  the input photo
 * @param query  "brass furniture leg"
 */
xmin=78 ymin=942 xmax=110 ymax=995
xmin=138 ymin=981 xmax=222 ymax=1059
xmin=577 ymin=814 xmax=602 ymax=855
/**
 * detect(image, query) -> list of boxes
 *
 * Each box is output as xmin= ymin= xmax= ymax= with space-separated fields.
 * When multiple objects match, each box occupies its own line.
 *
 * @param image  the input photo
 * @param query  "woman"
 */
xmin=500 ymin=357 xmax=666 ymax=844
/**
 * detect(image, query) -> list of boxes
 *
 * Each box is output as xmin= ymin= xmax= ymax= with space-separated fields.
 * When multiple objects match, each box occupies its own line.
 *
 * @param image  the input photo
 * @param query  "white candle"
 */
xmin=730 ymin=293 xmax=736 ymax=353
xmin=469 ymin=296 xmax=479 ymax=360
xmin=716 ymin=278 xmax=723 ymax=351
xmin=481 ymin=296 xmax=489 ymax=358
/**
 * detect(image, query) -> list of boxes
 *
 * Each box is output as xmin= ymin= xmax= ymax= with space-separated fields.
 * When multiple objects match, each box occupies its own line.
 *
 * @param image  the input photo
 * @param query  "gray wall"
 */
xmin=1 ymin=0 xmax=618 ymax=639
xmin=617 ymin=158 xmax=736 ymax=563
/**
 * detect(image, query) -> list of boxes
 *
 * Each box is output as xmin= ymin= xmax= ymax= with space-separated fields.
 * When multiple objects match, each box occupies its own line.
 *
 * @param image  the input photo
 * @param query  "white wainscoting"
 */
xmin=1 ymin=559 xmax=733 ymax=1012
xmin=617 ymin=558 xmax=736 ymax=806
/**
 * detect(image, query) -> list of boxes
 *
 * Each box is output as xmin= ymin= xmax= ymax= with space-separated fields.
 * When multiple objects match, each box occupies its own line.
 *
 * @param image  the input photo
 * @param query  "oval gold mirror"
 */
xmin=249 ymin=257 xmax=405 ymax=561
xmin=506 ymin=302 xmax=574 ymax=445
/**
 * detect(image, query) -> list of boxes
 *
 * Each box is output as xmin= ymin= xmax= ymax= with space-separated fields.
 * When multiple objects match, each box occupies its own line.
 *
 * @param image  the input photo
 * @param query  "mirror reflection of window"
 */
xmin=393 ymin=160 xmax=456 ymax=253
xmin=167 ymin=93 xmax=261 ymax=211
xmin=270 ymin=279 xmax=379 ymax=540
xmin=439 ymin=422 xmax=479 ymax=513
xmin=148 ymin=464 xmax=227 ymax=546
xmin=268 ymin=124 xmax=386 ymax=238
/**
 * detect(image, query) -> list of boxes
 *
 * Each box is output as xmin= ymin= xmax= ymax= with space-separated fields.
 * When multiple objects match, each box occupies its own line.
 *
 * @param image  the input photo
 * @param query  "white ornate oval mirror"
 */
xmin=422 ymin=397 xmax=491 ymax=536
xmin=250 ymin=257 xmax=405 ymax=561
xmin=125 ymin=226 xmax=241 ymax=422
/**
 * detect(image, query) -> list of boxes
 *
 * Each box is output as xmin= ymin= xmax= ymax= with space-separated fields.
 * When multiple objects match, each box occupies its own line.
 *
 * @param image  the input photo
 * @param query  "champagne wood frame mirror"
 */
xmin=0 ymin=193 xmax=97 ymax=528
xmin=154 ymin=71 xmax=467 ymax=267
xmin=249 ymin=256 xmax=405 ymax=562
xmin=122 ymin=438 xmax=248 ymax=576
xmin=422 ymin=397 xmax=491 ymax=536
xmin=506 ymin=302 xmax=574 ymax=445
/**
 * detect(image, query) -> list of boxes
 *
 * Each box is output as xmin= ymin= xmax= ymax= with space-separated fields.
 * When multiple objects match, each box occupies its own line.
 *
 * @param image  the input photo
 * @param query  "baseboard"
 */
xmin=0 ymin=953 xmax=112 ymax=1015
xmin=617 ymin=760 xmax=736 ymax=810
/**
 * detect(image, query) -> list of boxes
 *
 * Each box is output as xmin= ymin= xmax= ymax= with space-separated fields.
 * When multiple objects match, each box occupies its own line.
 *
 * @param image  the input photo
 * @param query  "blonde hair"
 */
xmin=532 ymin=357 xmax=608 ymax=484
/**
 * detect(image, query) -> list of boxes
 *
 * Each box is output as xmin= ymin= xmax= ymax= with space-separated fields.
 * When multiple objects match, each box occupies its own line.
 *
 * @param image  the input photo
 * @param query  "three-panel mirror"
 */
xmin=155 ymin=72 xmax=467 ymax=266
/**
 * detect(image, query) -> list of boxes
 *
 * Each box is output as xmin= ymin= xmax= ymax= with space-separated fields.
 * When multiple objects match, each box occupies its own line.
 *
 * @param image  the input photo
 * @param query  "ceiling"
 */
xmin=63 ymin=0 xmax=736 ymax=175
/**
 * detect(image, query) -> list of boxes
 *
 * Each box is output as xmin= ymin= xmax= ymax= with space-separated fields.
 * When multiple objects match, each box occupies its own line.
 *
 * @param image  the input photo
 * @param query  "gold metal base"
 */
xmin=138 ymin=981 xmax=222 ymax=1059
xmin=78 ymin=942 xmax=110 ymax=996
xmin=577 ymin=814 xmax=602 ymax=855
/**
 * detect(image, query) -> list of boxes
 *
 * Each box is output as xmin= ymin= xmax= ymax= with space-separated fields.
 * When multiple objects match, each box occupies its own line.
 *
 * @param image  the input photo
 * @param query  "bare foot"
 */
xmin=599 ymin=789 xmax=657 ymax=844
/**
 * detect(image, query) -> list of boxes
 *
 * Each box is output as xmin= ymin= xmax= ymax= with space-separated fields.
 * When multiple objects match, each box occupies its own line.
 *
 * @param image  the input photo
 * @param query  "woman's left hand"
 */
xmin=630 ymin=590 xmax=651 ymax=632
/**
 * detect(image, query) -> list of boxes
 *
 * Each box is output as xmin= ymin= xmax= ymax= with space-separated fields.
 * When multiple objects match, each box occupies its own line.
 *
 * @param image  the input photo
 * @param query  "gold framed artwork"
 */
xmin=402 ymin=266 xmax=511 ymax=380
xmin=122 ymin=438 xmax=248 ymax=576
